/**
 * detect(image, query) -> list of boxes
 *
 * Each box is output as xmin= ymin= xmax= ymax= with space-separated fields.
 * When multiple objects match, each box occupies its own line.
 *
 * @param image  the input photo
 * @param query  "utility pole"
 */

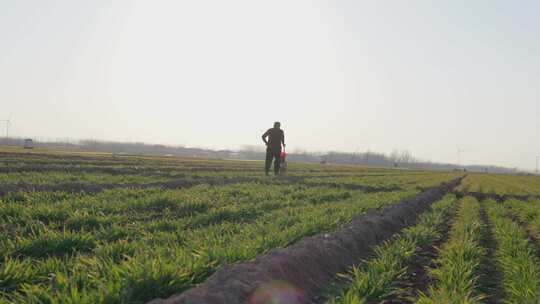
xmin=536 ymin=156 xmax=539 ymax=174
xmin=0 ymin=118 xmax=10 ymax=138
xmin=457 ymin=148 xmax=465 ymax=169
xmin=351 ymin=147 xmax=358 ymax=163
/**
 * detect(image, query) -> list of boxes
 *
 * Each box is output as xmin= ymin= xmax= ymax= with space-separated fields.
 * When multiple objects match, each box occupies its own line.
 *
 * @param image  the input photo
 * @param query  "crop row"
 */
xmin=0 ymin=170 xmax=457 ymax=193
xmin=0 ymin=171 xmax=174 ymax=186
xmin=0 ymin=150 xmax=386 ymax=174
xmin=505 ymin=198 xmax=540 ymax=240
xmin=484 ymin=200 xmax=540 ymax=302
xmin=0 ymin=183 xmax=377 ymax=243
xmin=414 ymin=197 xmax=484 ymax=303
xmin=323 ymin=195 xmax=540 ymax=304
xmin=306 ymin=172 xmax=460 ymax=192
xmin=1 ymin=149 xmax=464 ymax=180
xmin=408 ymin=196 xmax=540 ymax=303
xmin=458 ymin=174 xmax=540 ymax=196
xmin=325 ymin=194 xmax=457 ymax=303
xmin=0 ymin=182 xmax=415 ymax=303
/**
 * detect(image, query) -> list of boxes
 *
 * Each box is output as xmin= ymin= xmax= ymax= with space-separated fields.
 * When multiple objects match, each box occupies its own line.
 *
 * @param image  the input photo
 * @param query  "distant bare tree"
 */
xmin=399 ymin=150 xmax=413 ymax=163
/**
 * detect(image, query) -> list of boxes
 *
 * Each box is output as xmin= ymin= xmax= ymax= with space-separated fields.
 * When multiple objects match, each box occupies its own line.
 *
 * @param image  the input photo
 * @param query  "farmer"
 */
xmin=261 ymin=122 xmax=285 ymax=175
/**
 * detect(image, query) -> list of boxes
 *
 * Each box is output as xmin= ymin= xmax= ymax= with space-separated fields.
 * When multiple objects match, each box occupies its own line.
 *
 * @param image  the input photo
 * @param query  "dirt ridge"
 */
xmin=148 ymin=178 xmax=462 ymax=304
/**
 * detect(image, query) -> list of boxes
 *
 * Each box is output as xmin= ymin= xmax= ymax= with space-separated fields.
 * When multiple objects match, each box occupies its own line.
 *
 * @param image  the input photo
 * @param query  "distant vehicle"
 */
xmin=23 ymin=138 xmax=34 ymax=149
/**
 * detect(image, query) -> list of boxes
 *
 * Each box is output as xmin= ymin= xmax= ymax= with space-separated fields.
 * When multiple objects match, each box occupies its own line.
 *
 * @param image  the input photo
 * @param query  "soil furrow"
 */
xmin=302 ymin=182 xmax=401 ymax=193
xmin=148 ymin=178 xmax=462 ymax=304
xmin=0 ymin=177 xmax=403 ymax=198
xmin=382 ymin=211 xmax=454 ymax=303
xmin=0 ymin=177 xmax=256 ymax=197
xmin=455 ymin=190 xmax=538 ymax=204
xmin=477 ymin=202 xmax=504 ymax=304
xmin=505 ymin=211 xmax=540 ymax=260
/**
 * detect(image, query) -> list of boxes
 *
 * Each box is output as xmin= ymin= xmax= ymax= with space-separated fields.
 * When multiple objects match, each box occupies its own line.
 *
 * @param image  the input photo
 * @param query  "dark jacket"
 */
xmin=262 ymin=128 xmax=285 ymax=150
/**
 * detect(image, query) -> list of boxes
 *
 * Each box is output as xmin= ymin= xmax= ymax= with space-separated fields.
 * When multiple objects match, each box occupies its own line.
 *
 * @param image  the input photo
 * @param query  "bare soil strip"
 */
xmin=0 ymin=165 xmax=193 ymax=175
xmin=455 ymin=190 xmax=537 ymax=204
xmin=0 ymin=151 xmax=112 ymax=161
xmin=148 ymin=178 xmax=462 ymax=304
xmin=387 ymin=198 xmax=503 ymax=304
xmin=303 ymin=182 xmax=401 ymax=193
xmin=0 ymin=176 xmax=402 ymax=198
xmin=477 ymin=202 xmax=504 ymax=304
xmin=382 ymin=211 xmax=454 ymax=303
xmin=505 ymin=211 xmax=540 ymax=260
xmin=0 ymin=164 xmax=397 ymax=181
xmin=0 ymin=164 xmax=271 ymax=174
xmin=0 ymin=177 xmax=255 ymax=197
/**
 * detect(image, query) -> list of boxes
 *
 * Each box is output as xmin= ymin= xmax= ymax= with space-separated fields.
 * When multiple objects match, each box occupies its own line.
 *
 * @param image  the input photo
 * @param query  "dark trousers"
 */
xmin=265 ymin=148 xmax=281 ymax=175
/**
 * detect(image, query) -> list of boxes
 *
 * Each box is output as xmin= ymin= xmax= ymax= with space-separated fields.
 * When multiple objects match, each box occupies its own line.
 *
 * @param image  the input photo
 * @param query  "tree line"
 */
xmin=0 ymin=137 xmax=520 ymax=174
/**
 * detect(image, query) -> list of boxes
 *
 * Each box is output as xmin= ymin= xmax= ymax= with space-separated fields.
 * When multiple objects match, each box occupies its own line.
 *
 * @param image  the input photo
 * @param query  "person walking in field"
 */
xmin=262 ymin=122 xmax=285 ymax=176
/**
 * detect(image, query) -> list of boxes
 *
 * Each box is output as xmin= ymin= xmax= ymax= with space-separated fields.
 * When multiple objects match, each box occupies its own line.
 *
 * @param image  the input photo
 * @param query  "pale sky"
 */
xmin=1 ymin=1 xmax=539 ymax=169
